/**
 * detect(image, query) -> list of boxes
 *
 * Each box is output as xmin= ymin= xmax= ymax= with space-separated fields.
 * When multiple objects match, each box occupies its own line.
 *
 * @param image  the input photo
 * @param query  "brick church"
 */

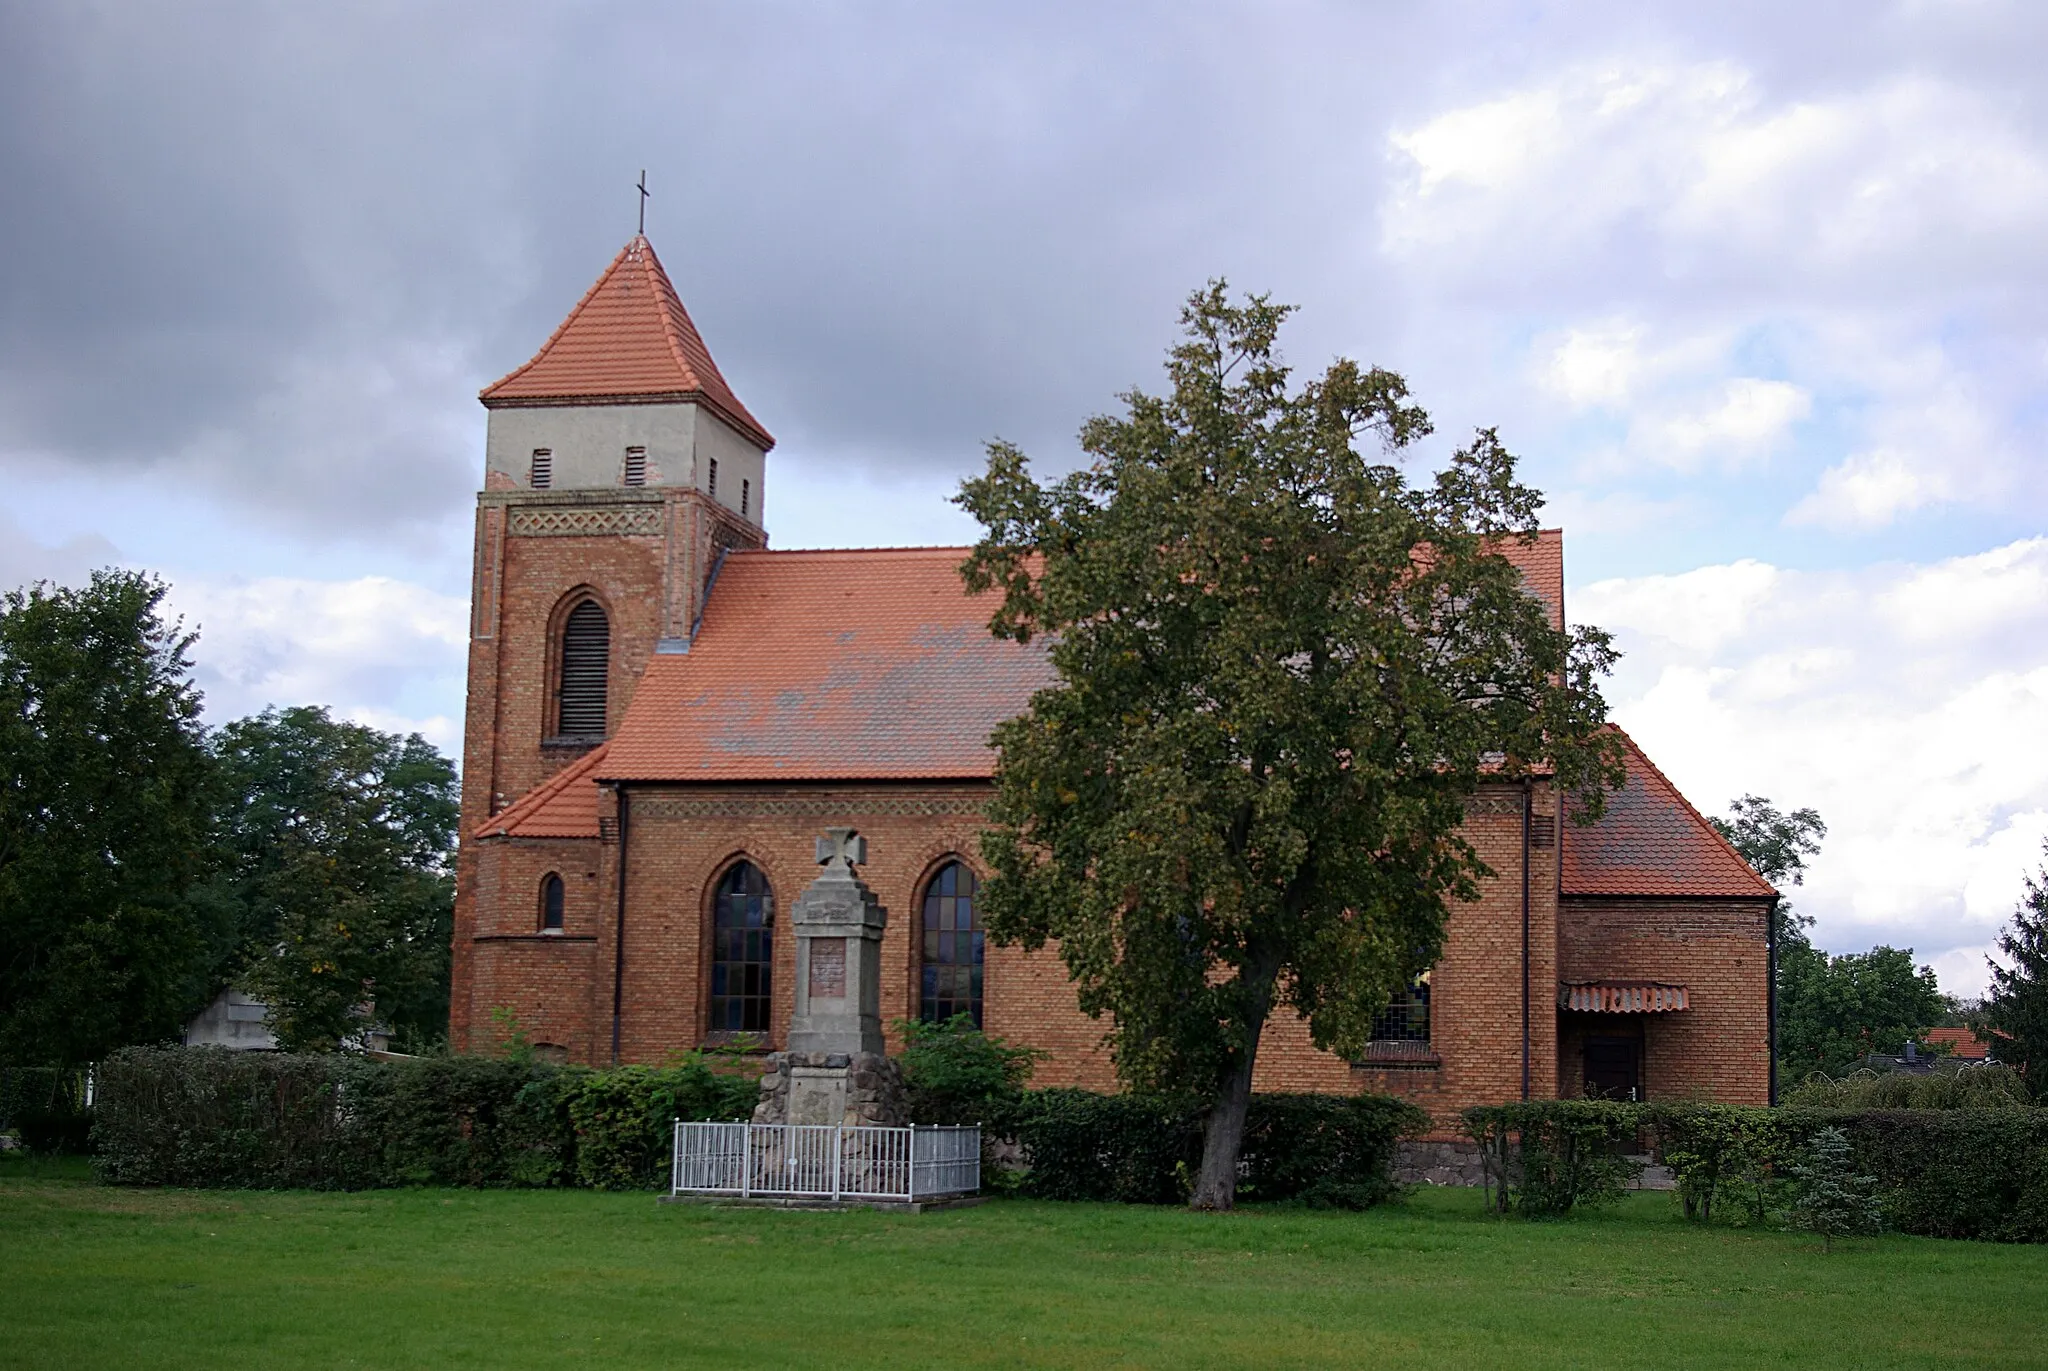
xmin=450 ymin=234 xmax=1779 ymax=1129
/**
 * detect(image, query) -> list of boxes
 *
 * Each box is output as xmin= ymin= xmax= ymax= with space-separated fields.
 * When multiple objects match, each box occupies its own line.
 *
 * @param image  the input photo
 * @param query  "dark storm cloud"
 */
xmin=1 ymin=1 xmax=2041 ymax=542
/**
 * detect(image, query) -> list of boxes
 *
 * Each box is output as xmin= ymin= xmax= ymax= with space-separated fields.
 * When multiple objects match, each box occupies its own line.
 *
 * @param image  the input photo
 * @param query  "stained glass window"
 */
xmin=710 ymin=861 xmax=773 ymax=1034
xmin=920 ymin=862 xmax=984 ymax=1028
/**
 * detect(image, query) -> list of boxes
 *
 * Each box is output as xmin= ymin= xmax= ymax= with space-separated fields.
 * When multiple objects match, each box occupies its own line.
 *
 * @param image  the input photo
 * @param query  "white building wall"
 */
xmin=485 ymin=401 xmax=768 ymax=527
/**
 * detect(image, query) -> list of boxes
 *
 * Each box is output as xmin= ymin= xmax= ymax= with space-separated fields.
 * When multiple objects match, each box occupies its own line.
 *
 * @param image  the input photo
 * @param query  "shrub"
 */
xmin=1788 ymin=1126 xmax=1882 ymax=1251
xmin=1007 ymin=1089 xmax=1423 ymax=1206
xmin=91 ymin=1045 xmax=758 ymax=1190
xmin=0 ymin=1065 xmax=93 ymax=1154
xmin=896 ymin=1015 xmax=1043 ymax=1127
xmin=1781 ymin=1064 xmax=2031 ymax=1110
xmin=1463 ymin=1101 xmax=1645 ymax=1217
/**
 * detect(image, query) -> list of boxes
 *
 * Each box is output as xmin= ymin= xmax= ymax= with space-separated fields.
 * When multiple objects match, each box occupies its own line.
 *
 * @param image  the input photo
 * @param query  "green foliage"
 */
xmin=205 ymin=706 xmax=459 ymax=1052
xmin=1709 ymin=794 xmax=1826 ymax=955
xmin=563 ymin=1061 xmax=757 ymax=1190
xmin=1776 ymin=943 xmax=1945 ymax=1078
xmin=1007 ymin=1088 xmax=1424 ymax=1206
xmin=1463 ymin=1100 xmax=1645 ymax=1217
xmin=1781 ymin=1064 xmax=2031 ymax=1110
xmin=0 ymin=1065 xmax=93 ymax=1154
xmin=90 ymin=1045 xmax=756 ymax=1190
xmin=0 ymin=572 xmax=221 ymax=1067
xmin=1788 ymin=1126 xmax=1882 ymax=1251
xmin=955 ymin=283 xmax=1622 ymax=1207
xmin=1983 ymin=847 xmax=2048 ymax=1083
xmin=896 ymin=1014 xmax=1044 ymax=1126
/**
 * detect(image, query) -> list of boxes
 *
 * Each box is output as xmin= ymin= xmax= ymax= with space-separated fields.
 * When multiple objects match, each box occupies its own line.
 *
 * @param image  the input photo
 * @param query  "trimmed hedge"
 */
xmin=92 ymin=1046 xmax=757 ymax=1190
xmin=1464 ymin=1099 xmax=2048 ymax=1243
xmin=1009 ymin=1089 xmax=1427 ymax=1207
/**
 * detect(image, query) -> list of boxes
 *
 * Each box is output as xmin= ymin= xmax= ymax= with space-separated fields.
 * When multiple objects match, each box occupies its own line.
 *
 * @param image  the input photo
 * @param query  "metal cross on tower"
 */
xmin=637 ymin=169 xmax=649 ymax=235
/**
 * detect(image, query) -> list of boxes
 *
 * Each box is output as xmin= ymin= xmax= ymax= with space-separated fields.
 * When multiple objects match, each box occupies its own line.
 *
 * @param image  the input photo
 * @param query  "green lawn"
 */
xmin=4 ymin=1156 xmax=2043 ymax=1370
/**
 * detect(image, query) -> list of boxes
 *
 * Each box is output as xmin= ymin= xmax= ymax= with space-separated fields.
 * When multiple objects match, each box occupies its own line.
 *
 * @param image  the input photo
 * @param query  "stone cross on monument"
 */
xmin=752 ymin=828 xmax=909 ymax=1127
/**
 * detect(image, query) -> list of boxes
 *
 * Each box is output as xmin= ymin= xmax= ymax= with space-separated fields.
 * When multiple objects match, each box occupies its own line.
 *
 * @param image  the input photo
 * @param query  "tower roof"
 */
xmin=480 ymin=235 xmax=774 ymax=449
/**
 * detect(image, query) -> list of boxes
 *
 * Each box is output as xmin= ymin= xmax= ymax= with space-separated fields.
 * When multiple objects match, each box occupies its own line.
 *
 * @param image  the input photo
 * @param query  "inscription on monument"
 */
xmin=809 ymin=938 xmax=847 ymax=998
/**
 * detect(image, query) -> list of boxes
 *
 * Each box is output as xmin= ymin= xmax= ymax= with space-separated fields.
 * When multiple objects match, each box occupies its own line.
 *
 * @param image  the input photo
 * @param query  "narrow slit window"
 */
xmin=707 ymin=457 xmax=718 ymax=496
xmin=540 ymin=873 xmax=565 ymax=931
xmin=710 ymin=862 xmax=773 ymax=1034
xmin=623 ymin=447 xmax=646 ymax=487
xmin=920 ymin=862 xmax=984 ymax=1028
xmin=530 ymin=449 xmax=553 ymax=489
xmin=556 ymin=599 xmax=610 ymax=738
xmin=741 ymin=479 xmax=750 ymax=519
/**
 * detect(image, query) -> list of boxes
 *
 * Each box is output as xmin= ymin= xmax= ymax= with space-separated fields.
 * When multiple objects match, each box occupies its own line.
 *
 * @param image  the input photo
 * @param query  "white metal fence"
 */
xmin=671 ymin=1121 xmax=980 ymax=1202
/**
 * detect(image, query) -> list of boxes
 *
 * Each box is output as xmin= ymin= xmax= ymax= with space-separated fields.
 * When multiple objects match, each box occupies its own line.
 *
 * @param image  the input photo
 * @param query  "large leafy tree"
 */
xmin=1709 ymin=794 xmax=1826 ymax=951
xmin=1776 ymin=945 xmax=1944 ymax=1079
xmin=1982 ymin=849 xmax=2048 ymax=1083
xmin=0 ymin=572 xmax=221 ymax=1065
xmin=208 ymin=706 xmax=458 ymax=1051
xmin=956 ymin=286 xmax=1624 ymax=1209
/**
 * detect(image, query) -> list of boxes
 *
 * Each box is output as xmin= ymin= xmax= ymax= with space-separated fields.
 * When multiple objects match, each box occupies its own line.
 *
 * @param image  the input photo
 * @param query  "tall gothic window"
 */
xmin=556 ymin=599 xmax=609 ymax=739
xmin=539 ymin=873 xmax=565 ymax=932
xmin=710 ymin=862 xmax=773 ymax=1034
xmin=921 ymin=862 xmax=983 ymax=1028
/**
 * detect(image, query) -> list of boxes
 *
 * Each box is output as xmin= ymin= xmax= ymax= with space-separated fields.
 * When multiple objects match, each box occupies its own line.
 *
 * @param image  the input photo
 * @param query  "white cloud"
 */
xmin=1786 ymin=449 xmax=1950 ymax=529
xmin=1576 ymin=537 xmax=2048 ymax=996
xmin=167 ymin=575 xmax=468 ymax=756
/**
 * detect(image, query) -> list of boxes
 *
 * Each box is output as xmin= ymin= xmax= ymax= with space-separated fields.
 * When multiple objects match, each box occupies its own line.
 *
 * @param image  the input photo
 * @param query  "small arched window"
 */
xmin=710 ymin=862 xmax=773 ymax=1034
xmin=540 ymin=873 xmax=565 ymax=932
xmin=921 ymin=862 xmax=983 ymax=1028
xmin=556 ymin=599 xmax=610 ymax=738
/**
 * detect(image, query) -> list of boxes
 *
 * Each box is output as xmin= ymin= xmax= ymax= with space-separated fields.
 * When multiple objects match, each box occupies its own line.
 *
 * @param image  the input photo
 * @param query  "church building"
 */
xmin=450 ymin=235 xmax=1779 ymax=1131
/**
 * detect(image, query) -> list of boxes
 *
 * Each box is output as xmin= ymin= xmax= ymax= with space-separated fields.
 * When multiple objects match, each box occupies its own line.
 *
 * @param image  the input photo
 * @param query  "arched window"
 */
xmin=556 ymin=599 xmax=609 ymax=738
xmin=710 ymin=862 xmax=773 ymax=1033
xmin=921 ymin=862 xmax=983 ymax=1028
xmin=540 ymin=873 xmax=565 ymax=932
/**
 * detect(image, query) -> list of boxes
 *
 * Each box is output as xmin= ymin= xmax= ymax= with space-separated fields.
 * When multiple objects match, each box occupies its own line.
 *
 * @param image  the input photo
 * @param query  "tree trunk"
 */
xmin=1190 ymin=961 xmax=1278 ymax=1212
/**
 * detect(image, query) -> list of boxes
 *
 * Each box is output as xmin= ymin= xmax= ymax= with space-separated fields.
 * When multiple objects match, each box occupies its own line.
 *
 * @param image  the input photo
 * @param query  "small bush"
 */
xmin=1463 ymin=1101 xmax=1645 ymax=1217
xmin=1788 ymin=1125 xmax=1882 ymax=1251
xmin=896 ymin=1015 xmax=1043 ymax=1128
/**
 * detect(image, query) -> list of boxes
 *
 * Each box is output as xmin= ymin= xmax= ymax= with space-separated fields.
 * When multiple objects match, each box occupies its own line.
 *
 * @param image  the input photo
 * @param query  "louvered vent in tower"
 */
xmin=557 ymin=600 xmax=610 ymax=738
xmin=623 ymin=447 xmax=646 ymax=486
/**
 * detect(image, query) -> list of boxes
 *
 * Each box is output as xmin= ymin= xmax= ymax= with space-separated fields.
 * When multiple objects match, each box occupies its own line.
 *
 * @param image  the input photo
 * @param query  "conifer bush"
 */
xmin=1788 ymin=1126 xmax=1882 ymax=1251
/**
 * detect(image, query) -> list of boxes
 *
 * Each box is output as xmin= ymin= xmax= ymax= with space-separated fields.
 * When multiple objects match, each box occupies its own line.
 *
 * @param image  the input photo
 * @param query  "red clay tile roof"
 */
xmin=480 ymin=235 xmax=773 ymax=450
xmin=599 ymin=548 xmax=1055 ymax=782
xmin=1495 ymin=529 xmax=1564 ymax=630
xmin=475 ymin=743 xmax=608 ymax=840
xmin=1562 ymin=728 xmax=1775 ymax=899
xmin=1924 ymin=1027 xmax=1991 ymax=1060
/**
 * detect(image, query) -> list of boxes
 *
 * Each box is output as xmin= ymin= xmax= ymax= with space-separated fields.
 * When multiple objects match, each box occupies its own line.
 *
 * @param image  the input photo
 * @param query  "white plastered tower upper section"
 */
xmin=484 ymin=402 xmax=767 ymax=522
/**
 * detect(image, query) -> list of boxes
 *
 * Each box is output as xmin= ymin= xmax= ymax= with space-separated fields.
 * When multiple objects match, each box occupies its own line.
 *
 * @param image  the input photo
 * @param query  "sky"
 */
xmin=2 ymin=1 xmax=2044 ymax=995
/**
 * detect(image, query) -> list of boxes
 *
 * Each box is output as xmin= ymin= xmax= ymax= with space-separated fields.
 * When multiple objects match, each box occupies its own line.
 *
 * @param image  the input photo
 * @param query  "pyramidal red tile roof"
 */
xmin=475 ymin=743 xmax=608 ymax=840
xmin=599 ymin=548 xmax=1055 ymax=783
xmin=1563 ymin=728 xmax=1776 ymax=899
xmin=480 ymin=235 xmax=773 ymax=449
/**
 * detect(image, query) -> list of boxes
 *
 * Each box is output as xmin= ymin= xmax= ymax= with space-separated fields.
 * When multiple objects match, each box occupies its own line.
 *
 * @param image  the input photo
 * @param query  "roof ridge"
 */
xmin=727 ymin=545 xmax=974 ymax=558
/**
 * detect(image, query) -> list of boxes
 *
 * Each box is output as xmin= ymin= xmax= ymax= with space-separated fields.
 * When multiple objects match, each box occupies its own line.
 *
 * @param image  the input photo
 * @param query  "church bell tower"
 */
xmin=450 ymin=234 xmax=772 ymax=1051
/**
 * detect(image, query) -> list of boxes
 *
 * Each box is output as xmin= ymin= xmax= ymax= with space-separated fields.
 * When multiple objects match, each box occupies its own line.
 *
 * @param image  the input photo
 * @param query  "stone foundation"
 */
xmin=752 ymin=1051 xmax=908 ymax=1127
xmin=1393 ymin=1139 xmax=1488 ymax=1187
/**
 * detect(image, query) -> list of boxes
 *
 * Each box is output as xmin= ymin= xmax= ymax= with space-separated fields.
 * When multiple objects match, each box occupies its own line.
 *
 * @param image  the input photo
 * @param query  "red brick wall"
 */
xmin=1556 ymin=897 xmax=1771 ymax=1106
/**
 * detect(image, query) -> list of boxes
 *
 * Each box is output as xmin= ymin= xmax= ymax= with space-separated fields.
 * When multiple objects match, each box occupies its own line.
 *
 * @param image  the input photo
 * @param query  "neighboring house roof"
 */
xmin=475 ymin=743 xmax=610 ymax=840
xmin=1562 ymin=728 xmax=1776 ymax=899
xmin=1924 ymin=1026 xmax=1991 ymax=1060
xmin=479 ymin=235 xmax=774 ymax=450
xmin=598 ymin=548 xmax=1055 ymax=783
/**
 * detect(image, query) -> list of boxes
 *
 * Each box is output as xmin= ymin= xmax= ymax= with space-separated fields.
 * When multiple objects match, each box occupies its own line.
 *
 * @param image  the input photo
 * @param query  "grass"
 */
xmin=4 ymin=1154 xmax=2045 ymax=1369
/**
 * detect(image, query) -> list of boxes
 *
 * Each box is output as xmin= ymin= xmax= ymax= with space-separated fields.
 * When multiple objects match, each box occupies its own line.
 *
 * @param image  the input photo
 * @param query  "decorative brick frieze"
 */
xmin=509 ymin=505 xmax=665 ymax=538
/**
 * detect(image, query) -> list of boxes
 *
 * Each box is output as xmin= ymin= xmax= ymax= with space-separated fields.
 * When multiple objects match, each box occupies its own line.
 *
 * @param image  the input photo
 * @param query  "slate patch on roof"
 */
xmin=600 ymin=548 xmax=1055 ymax=782
xmin=1563 ymin=729 xmax=1775 ymax=899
